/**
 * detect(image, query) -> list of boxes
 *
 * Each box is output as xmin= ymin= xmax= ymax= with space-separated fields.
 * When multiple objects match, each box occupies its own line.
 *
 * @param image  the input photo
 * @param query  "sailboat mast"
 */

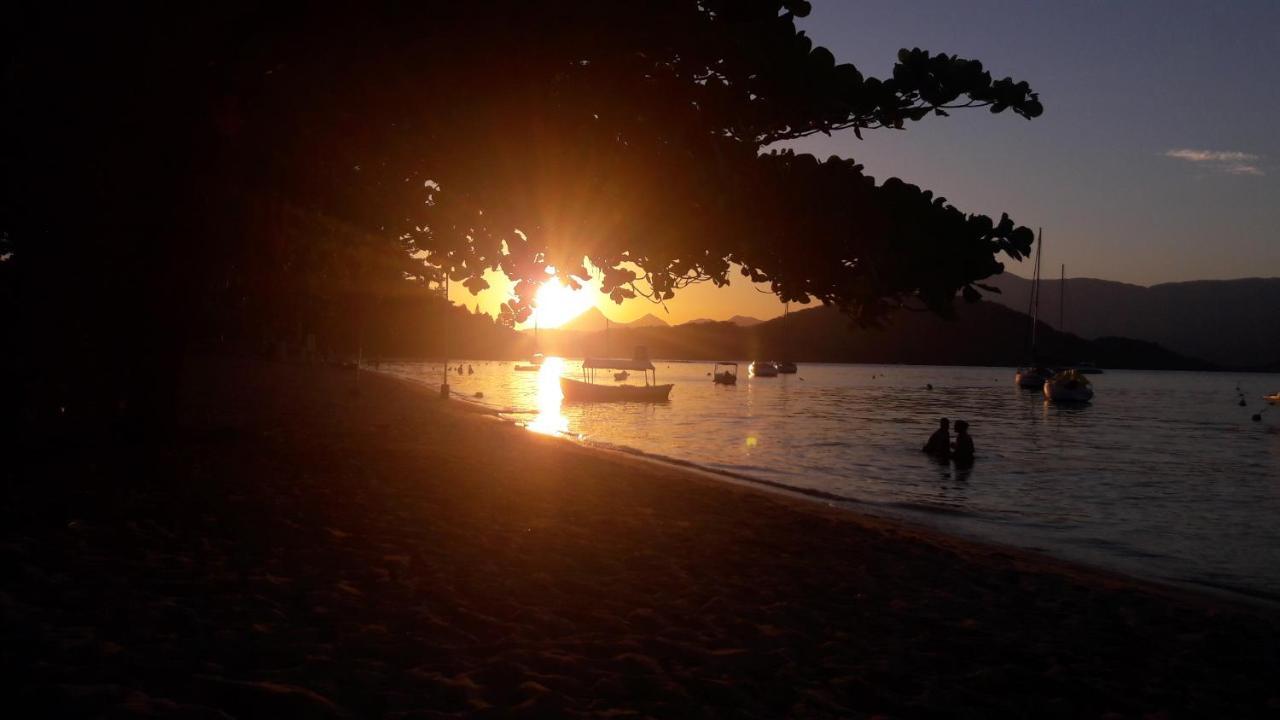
xmin=1059 ymin=263 xmax=1065 ymax=331
xmin=1029 ymin=228 xmax=1043 ymax=358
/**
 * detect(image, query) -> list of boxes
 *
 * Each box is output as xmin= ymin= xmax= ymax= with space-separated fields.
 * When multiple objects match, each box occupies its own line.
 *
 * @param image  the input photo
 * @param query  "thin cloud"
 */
xmin=1164 ymin=148 xmax=1264 ymax=176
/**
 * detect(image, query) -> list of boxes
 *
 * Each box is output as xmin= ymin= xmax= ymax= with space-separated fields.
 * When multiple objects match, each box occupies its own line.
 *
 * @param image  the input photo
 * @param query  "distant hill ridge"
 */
xmin=524 ymin=301 xmax=1208 ymax=370
xmin=983 ymin=274 xmax=1280 ymax=368
xmin=683 ymin=315 xmax=764 ymax=327
xmin=547 ymin=306 xmax=671 ymax=333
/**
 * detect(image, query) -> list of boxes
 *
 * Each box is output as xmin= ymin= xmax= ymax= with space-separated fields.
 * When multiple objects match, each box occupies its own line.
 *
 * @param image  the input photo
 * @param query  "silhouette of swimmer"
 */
xmin=952 ymin=420 xmax=975 ymax=466
xmin=922 ymin=418 xmax=950 ymax=458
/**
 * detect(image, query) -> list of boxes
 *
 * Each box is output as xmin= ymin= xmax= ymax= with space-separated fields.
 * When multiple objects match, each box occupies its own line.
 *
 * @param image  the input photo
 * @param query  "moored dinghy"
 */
xmin=514 ymin=352 xmax=545 ymax=372
xmin=1016 ymin=366 xmax=1053 ymax=389
xmin=750 ymin=360 xmax=778 ymax=377
xmin=1044 ymin=369 xmax=1094 ymax=402
xmin=560 ymin=348 xmax=672 ymax=402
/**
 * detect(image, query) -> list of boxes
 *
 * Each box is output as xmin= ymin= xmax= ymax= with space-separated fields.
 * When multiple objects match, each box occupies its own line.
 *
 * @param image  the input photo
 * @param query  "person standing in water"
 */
xmin=951 ymin=420 xmax=975 ymax=465
xmin=922 ymin=418 xmax=950 ymax=458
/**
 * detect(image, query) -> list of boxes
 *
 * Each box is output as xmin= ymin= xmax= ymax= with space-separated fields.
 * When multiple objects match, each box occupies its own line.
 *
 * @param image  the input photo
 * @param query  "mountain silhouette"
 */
xmin=526 ymin=302 xmax=1208 ymax=370
xmin=983 ymin=274 xmax=1280 ymax=368
xmin=538 ymin=307 xmax=670 ymax=334
xmin=627 ymin=313 xmax=671 ymax=328
xmin=683 ymin=315 xmax=764 ymax=327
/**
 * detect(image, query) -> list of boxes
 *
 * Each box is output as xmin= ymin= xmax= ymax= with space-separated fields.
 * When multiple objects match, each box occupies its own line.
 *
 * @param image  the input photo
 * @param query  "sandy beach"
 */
xmin=5 ymin=357 xmax=1279 ymax=718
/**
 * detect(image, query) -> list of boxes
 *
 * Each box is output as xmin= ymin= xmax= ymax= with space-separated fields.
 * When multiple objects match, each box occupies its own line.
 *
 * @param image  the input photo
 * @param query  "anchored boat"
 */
xmin=750 ymin=360 xmax=778 ymax=377
xmin=1016 ymin=366 xmax=1053 ymax=389
xmin=1044 ymin=369 xmax=1094 ymax=403
xmin=713 ymin=362 xmax=739 ymax=385
xmin=514 ymin=352 xmax=545 ymax=372
xmin=1016 ymin=228 xmax=1047 ymax=389
xmin=560 ymin=351 xmax=672 ymax=402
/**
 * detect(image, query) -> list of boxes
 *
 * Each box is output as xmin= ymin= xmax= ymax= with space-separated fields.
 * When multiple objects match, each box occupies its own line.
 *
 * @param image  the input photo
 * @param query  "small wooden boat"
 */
xmin=750 ymin=360 xmax=778 ymax=377
xmin=775 ymin=360 xmax=798 ymax=374
xmin=1044 ymin=369 xmax=1094 ymax=402
xmin=560 ymin=351 xmax=672 ymax=402
xmin=712 ymin=362 xmax=738 ymax=385
xmin=514 ymin=353 xmax=545 ymax=372
xmin=1016 ymin=366 xmax=1052 ymax=389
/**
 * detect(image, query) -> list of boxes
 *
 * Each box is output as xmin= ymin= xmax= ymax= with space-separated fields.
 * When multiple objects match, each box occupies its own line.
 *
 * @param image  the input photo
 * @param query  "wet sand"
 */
xmin=5 ymin=358 xmax=1279 ymax=718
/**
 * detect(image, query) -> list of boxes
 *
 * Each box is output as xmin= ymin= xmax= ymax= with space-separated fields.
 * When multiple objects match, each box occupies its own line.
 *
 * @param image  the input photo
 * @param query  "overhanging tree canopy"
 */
xmin=5 ymin=0 xmax=1042 ymax=349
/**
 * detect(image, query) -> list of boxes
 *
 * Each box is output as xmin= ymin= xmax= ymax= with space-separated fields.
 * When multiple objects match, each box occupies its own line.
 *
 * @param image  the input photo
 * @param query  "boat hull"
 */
xmin=713 ymin=373 xmax=737 ymax=385
xmin=1015 ymin=370 xmax=1047 ymax=389
xmin=560 ymin=377 xmax=672 ymax=402
xmin=775 ymin=361 xmax=798 ymax=374
xmin=1044 ymin=382 xmax=1094 ymax=402
xmin=750 ymin=362 xmax=778 ymax=377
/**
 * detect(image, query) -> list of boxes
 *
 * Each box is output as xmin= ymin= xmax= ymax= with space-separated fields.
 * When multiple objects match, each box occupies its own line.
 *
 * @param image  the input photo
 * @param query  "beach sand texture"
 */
xmin=4 ymin=358 xmax=1279 ymax=718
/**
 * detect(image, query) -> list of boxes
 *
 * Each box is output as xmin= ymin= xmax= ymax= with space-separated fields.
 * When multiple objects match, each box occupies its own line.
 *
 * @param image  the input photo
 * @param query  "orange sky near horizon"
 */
xmin=459 ymin=265 xmax=792 ymax=329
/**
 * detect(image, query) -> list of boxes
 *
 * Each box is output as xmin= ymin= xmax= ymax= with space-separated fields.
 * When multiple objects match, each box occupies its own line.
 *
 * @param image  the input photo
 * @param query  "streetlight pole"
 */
xmin=440 ymin=275 xmax=450 ymax=399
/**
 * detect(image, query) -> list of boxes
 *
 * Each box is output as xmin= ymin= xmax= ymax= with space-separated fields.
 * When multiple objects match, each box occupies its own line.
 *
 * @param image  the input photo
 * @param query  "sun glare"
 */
xmin=530 ymin=279 xmax=596 ymax=328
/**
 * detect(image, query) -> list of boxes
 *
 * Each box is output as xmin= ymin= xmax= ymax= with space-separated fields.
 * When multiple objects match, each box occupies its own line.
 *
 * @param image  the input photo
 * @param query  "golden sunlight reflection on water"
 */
xmin=528 ymin=357 xmax=568 ymax=435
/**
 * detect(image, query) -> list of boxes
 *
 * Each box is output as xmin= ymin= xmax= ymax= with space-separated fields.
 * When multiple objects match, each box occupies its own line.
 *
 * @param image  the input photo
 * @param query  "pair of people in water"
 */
xmin=923 ymin=417 xmax=974 ymax=464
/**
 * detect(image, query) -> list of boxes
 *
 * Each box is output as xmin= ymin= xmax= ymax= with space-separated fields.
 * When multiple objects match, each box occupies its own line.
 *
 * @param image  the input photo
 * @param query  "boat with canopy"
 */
xmin=560 ymin=349 xmax=672 ymax=402
xmin=713 ymin=362 xmax=738 ymax=385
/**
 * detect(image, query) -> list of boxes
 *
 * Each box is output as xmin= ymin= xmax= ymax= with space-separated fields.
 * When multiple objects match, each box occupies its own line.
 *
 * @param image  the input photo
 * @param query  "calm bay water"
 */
xmin=375 ymin=359 xmax=1280 ymax=601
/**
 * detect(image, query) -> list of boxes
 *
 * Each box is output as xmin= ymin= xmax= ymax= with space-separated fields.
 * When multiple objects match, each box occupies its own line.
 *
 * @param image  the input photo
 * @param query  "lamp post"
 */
xmin=440 ymin=275 xmax=450 ymax=399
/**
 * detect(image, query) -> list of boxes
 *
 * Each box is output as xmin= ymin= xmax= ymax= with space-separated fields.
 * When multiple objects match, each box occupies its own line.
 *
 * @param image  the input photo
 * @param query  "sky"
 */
xmin=465 ymin=0 xmax=1280 ymax=327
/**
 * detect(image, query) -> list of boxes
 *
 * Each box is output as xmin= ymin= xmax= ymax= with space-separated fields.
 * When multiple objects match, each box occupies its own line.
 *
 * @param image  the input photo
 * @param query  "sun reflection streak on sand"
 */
xmin=528 ymin=357 xmax=569 ymax=436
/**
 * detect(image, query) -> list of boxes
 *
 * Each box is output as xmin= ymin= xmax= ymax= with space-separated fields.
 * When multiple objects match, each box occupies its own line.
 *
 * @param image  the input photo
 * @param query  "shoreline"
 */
xmin=373 ymin=365 xmax=1279 ymax=611
xmin=7 ymin=356 xmax=1279 ymax=717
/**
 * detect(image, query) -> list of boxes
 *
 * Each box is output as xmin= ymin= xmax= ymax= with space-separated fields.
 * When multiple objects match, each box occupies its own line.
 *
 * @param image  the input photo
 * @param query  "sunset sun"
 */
xmin=529 ymin=278 xmax=596 ymax=329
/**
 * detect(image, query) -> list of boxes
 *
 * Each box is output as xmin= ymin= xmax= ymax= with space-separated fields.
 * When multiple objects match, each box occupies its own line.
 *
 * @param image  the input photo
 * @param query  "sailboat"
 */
xmin=775 ymin=303 xmax=799 ymax=373
xmin=1015 ymin=229 xmax=1052 ymax=389
xmin=513 ymin=315 xmax=544 ymax=371
xmin=1043 ymin=262 xmax=1096 ymax=403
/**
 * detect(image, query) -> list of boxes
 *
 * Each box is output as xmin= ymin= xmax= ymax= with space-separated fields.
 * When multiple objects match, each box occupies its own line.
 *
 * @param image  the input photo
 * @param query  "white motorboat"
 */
xmin=775 ymin=360 xmax=798 ymax=374
xmin=1044 ymin=369 xmax=1094 ymax=402
xmin=750 ymin=360 xmax=778 ymax=377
